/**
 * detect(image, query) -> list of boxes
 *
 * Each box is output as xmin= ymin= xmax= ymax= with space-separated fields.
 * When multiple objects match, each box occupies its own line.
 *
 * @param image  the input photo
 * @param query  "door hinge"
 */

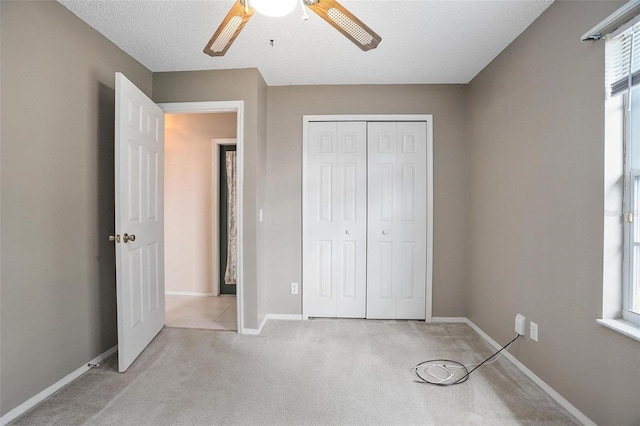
xmin=625 ymin=212 xmax=634 ymax=223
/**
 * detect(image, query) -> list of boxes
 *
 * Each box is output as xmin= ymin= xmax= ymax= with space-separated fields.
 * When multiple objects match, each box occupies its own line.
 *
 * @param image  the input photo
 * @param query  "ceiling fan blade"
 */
xmin=304 ymin=0 xmax=381 ymax=51
xmin=203 ymin=0 xmax=255 ymax=57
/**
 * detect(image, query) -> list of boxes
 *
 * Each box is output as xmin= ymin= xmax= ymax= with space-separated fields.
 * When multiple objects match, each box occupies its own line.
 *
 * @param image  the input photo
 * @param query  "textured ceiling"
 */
xmin=58 ymin=0 xmax=553 ymax=86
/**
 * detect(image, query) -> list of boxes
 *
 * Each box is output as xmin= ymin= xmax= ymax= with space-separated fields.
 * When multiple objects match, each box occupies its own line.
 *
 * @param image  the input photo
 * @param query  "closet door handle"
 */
xmin=345 ymin=229 xmax=350 ymax=235
xmin=382 ymin=230 xmax=389 ymax=236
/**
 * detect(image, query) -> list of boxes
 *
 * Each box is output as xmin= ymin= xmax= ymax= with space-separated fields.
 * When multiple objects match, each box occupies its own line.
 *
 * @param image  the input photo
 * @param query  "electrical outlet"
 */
xmin=291 ymin=282 xmax=299 ymax=295
xmin=515 ymin=314 xmax=526 ymax=335
xmin=530 ymin=321 xmax=539 ymax=342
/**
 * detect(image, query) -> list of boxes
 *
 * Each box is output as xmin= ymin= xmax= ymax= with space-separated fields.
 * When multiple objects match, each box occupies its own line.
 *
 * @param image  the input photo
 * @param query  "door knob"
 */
xmin=123 ymin=233 xmax=136 ymax=243
xmin=108 ymin=234 xmax=121 ymax=243
xmin=345 ymin=229 xmax=350 ymax=235
xmin=382 ymin=230 xmax=388 ymax=236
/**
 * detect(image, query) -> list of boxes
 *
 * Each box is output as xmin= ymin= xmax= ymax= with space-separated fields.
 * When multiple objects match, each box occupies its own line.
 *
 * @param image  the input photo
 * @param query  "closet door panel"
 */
xmin=335 ymin=122 xmax=367 ymax=317
xmin=305 ymin=122 xmax=338 ymax=317
xmin=395 ymin=122 xmax=427 ymax=319
xmin=304 ymin=122 xmax=367 ymax=318
xmin=367 ymin=122 xmax=427 ymax=320
xmin=367 ymin=122 xmax=398 ymax=318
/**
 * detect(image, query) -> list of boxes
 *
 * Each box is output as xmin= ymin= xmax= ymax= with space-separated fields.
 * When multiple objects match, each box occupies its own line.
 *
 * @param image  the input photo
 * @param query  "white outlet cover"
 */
xmin=515 ymin=314 xmax=526 ymax=335
xmin=291 ymin=282 xmax=299 ymax=295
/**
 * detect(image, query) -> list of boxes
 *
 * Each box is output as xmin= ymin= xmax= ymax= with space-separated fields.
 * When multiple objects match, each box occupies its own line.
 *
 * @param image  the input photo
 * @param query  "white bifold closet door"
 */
xmin=303 ymin=122 xmax=367 ymax=318
xmin=366 ymin=122 xmax=427 ymax=319
xmin=304 ymin=120 xmax=427 ymax=319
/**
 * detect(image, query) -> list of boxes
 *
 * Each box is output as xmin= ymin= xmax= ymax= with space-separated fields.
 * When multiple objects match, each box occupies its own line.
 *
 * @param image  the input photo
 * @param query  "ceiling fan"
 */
xmin=203 ymin=0 xmax=382 ymax=57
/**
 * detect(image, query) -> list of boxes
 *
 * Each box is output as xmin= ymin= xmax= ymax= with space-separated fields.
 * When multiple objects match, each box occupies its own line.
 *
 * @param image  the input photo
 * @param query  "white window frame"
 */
xmin=599 ymin=8 xmax=640 ymax=341
xmin=623 ymin=90 xmax=640 ymax=326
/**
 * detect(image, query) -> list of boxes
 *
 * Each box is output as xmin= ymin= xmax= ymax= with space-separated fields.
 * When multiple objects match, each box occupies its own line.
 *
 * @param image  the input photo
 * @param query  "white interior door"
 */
xmin=367 ymin=122 xmax=427 ymax=319
xmin=303 ymin=122 xmax=367 ymax=318
xmin=115 ymin=72 xmax=165 ymax=372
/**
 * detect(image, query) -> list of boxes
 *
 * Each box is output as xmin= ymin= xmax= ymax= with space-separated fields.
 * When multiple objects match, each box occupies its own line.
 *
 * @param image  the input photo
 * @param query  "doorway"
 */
xmin=160 ymin=101 xmax=245 ymax=333
xmin=163 ymin=113 xmax=237 ymax=330
xmin=219 ymin=143 xmax=237 ymax=296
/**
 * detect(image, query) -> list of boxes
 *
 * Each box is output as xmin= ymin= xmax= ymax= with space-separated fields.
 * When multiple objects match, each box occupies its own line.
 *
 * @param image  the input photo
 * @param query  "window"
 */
xmin=607 ymin=18 xmax=640 ymax=327
xmin=623 ymin=87 xmax=640 ymax=325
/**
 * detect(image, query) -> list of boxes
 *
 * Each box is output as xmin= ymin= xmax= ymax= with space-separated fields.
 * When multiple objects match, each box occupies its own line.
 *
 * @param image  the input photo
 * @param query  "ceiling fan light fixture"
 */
xmin=250 ymin=0 xmax=297 ymax=17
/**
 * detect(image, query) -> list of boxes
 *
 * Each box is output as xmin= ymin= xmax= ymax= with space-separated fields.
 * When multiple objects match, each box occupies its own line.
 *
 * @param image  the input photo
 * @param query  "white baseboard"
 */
xmin=165 ymin=291 xmax=214 ymax=297
xmin=430 ymin=316 xmax=467 ymax=323
xmin=241 ymin=314 xmax=303 ymax=334
xmin=266 ymin=314 xmax=304 ymax=321
xmin=241 ymin=315 xmax=268 ymax=335
xmin=0 ymin=345 xmax=117 ymax=426
xmin=465 ymin=319 xmax=595 ymax=426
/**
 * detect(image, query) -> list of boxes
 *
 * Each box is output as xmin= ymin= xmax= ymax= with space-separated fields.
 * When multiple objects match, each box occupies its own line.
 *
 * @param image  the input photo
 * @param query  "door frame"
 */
xmin=302 ymin=114 xmax=434 ymax=321
xmin=160 ymin=101 xmax=245 ymax=333
xmin=213 ymin=138 xmax=237 ymax=296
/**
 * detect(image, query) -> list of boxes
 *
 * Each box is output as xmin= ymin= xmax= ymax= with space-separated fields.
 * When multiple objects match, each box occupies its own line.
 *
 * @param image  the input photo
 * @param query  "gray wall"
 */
xmin=467 ymin=1 xmax=640 ymax=424
xmin=0 ymin=0 xmax=152 ymax=415
xmin=265 ymin=85 xmax=468 ymax=317
xmin=153 ymin=69 xmax=268 ymax=330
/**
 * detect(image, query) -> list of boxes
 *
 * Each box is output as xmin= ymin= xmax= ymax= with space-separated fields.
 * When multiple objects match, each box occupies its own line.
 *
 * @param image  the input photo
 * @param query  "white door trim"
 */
xmin=212 ymin=138 xmax=237 ymax=297
xmin=160 ymin=101 xmax=245 ymax=334
xmin=302 ymin=114 xmax=433 ymax=321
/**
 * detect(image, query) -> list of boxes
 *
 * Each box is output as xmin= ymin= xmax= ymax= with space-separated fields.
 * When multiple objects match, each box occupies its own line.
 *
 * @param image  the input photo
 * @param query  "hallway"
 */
xmin=165 ymin=295 xmax=236 ymax=331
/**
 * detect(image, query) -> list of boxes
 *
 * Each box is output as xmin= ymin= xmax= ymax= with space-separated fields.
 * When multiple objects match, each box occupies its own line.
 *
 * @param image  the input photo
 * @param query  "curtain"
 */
xmin=224 ymin=151 xmax=237 ymax=285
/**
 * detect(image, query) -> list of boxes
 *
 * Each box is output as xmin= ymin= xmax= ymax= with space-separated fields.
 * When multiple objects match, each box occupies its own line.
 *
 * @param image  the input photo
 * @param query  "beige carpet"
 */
xmin=12 ymin=320 xmax=580 ymax=425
